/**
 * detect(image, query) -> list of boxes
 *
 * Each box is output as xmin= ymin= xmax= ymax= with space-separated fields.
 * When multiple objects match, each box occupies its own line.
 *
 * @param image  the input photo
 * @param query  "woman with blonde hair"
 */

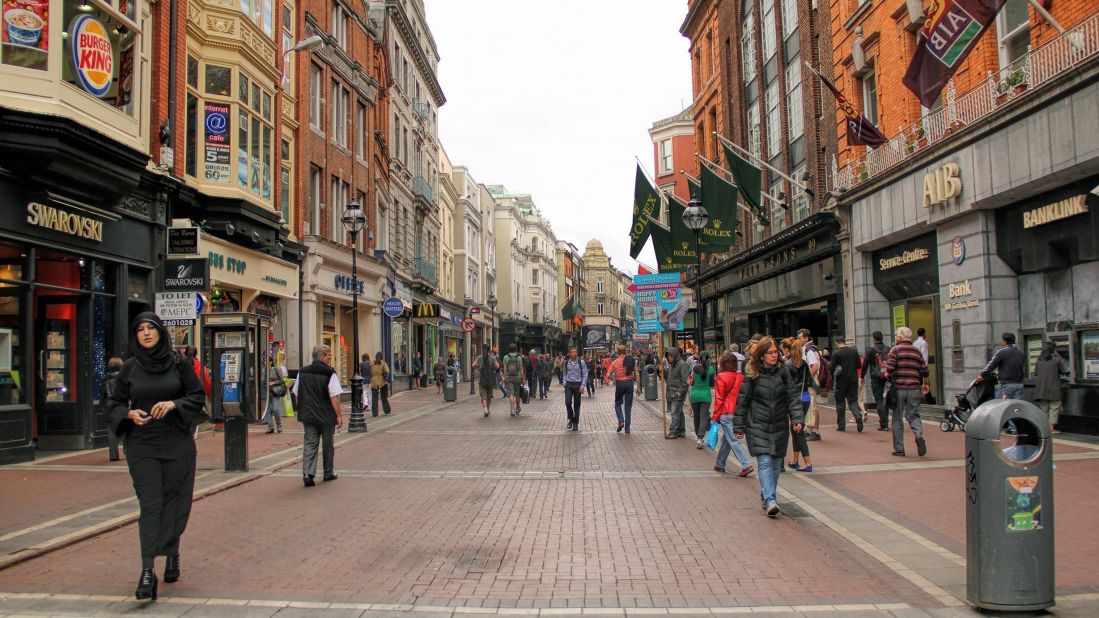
xmin=786 ymin=341 xmax=814 ymax=472
xmin=734 ymin=336 xmax=803 ymax=517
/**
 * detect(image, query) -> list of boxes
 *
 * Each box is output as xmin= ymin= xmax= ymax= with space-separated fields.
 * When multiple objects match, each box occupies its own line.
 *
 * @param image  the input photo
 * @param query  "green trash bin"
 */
xmin=644 ymin=365 xmax=658 ymax=401
xmin=444 ymin=368 xmax=457 ymax=402
xmin=964 ymin=399 xmax=1054 ymax=611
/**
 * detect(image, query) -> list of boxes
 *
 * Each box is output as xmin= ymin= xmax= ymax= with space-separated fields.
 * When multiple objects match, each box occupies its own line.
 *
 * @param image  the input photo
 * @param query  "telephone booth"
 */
xmin=200 ymin=312 xmax=269 ymax=471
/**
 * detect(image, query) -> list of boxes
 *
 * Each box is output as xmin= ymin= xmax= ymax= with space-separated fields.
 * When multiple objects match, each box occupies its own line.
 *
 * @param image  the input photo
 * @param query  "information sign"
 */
xmin=156 ymin=292 xmax=198 ymax=322
xmin=382 ymin=297 xmax=405 ymax=318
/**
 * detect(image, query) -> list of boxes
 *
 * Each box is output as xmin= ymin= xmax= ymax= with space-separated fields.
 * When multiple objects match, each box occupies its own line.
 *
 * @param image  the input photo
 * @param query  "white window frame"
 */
xmin=531 ymin=268 xmax=538 ymax=286
xmin=309 ymin=65 xmax=322 ymax=129
xmin=765 ymin=80 xmax=781 ymax=157
xmin=861 ymin=69 xmax=878 ymax=126
xmin=329 ymin=177 xmax=349 ymax=242
xmin=785 ymin=61 xmax=803 ymax=142
xmin=597 ymin=301 xmax=604 ymax=315
xmin=331 ymin=82 xmax=349 ymax=147
xmin=761 ymin=0 xmax=777 ymax=61
xmin=659 ymin=138 xmax=673 ymax=173
xmin=332 ymin=2 xmax=348 ymax=51
xmin=741 ymin=11 xmax=757 ymax=83
xmin=597 ymin=278 xmax=604 ymax=294
xmin=748 ymin=104 xmax=761 ymax=158
xmin=308 ymin=165 xmax=321 ymax=236
xmin=780 ymin=0 xmax=798 ymax=40
xmin=996 ymin=0 xmax=1031 ymax=68
xmin=791 ymin=164 xmax=809 ymax=223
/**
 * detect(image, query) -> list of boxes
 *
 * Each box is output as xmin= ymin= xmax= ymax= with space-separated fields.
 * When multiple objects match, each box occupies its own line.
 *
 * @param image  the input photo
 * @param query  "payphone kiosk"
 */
xmin=200 ymin=312 xmax=269 ymax=471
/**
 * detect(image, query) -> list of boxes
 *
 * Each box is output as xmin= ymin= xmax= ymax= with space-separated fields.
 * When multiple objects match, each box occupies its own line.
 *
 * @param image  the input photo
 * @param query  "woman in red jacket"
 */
xmin=711 ymin=353 xmax=753 ymax=477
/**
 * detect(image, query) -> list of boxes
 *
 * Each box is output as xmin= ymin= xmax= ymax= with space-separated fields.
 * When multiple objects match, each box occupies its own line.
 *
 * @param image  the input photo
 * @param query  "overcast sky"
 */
xmin=423 ymin=0 xmax=693 ymax=274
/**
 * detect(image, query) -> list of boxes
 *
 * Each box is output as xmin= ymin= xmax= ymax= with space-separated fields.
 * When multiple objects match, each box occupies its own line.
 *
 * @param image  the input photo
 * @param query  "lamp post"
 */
xmin=487 ymin=293 xmax=498 ymax=349
xmin=342 ymin=201 xmax=367 ymax=432
xmin=682 ymin=196 xmax=709 ymax=357
xmin=277 ymin=34 xmax=324 ymax=92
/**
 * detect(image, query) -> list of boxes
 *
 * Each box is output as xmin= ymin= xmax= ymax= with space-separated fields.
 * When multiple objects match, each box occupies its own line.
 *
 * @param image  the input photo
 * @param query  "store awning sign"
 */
xmin=167 ymin=227 xmax=200 ymax=255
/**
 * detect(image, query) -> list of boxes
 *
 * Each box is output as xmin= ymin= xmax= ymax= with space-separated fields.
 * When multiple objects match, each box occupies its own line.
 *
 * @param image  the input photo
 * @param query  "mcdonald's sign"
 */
xmin=413 ymin=303 xmax=441 ymax=318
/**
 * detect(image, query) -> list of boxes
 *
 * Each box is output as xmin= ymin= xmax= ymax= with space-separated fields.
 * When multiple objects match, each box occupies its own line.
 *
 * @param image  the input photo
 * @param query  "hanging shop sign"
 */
xmin=203 ymin=103 xmax=232 ymax=184
xmin=1022 ymin=194 xmax=1089 ymax=229
xmin=382 ymin=297 xmax=405 ymax=318
xmin=163 ymin=258 xmax=209 ymax=292
xmin=25 ymin=201 xmax=103 ymax=242
xmin=155 ymin=292 xmax=198 ymax=323
xmin=951 ymin=236 xmax=966 ymax=265
xmin=167 ymin=226 xmax=200 ymax=255
xmin=922 ymin=162 xmax=962 ymax=208
xmin=414 ymin=303 xmax=441 ymax=318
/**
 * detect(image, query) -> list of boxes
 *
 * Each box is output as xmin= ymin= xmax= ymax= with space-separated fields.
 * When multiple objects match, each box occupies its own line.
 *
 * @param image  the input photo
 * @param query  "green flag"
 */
xmin=722 ymin=143 xmax=765 ymax=223
xmin=630 ymin=164 xmax=660 ymax=259
xmin=698 ymin=165 xmax=737 ymax=247
xmin=650 ymin=223 xmax=685 ymax=274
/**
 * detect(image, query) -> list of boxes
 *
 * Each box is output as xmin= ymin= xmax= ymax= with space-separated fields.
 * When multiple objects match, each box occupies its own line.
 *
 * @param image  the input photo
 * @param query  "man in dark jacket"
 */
xmin=292 ymin=345 xmax=343 ymax=487
xmin=978 ymin=332 xmax=1026 ymax=400
xmin=863 ymin=331 xmax=890 ymax=431
xmin=665 ymin=348 xmax=690 ymax=439
xmin=883 ymin=327 xmax=929 ymax=457
xmin=829 ymin=337 xmax=863 ymax=432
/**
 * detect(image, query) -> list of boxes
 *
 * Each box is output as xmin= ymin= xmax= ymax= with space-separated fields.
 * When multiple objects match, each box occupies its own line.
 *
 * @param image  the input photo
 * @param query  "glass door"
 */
xmin=36 ymin=295 xmax=86 ymax=447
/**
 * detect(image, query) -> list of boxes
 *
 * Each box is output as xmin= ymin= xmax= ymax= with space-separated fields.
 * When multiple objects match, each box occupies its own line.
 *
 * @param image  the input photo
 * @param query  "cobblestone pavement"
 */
xmin=0 ymin=382 xmax=1096 ymax=617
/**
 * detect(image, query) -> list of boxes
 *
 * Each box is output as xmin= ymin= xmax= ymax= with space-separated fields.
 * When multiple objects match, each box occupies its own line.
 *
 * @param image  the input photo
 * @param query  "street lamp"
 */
xmin=342 ymin=201 xmax=367 ymax=432
xmin=277 ymin=34 xmax=324 ymax=92
xmin=682 ymin=195 xmax=709 ymax=357
xmin=487 ymin=294 xmax=498 ymax=349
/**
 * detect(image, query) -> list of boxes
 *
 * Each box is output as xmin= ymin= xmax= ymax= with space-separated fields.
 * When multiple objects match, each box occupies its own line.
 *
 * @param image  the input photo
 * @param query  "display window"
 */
xmin=1079 ymin=330 xmax=1099 ymax=381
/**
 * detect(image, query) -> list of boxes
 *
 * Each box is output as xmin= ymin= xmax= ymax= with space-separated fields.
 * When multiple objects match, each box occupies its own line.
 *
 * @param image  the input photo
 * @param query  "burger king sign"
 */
xmin=69 ymin=15 xmax=112 ymax=97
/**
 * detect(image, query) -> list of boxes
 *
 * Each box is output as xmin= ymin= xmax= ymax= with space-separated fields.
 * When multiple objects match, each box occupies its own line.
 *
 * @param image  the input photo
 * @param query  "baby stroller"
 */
xmin=940 ymin=375 xmax=997 ymax=432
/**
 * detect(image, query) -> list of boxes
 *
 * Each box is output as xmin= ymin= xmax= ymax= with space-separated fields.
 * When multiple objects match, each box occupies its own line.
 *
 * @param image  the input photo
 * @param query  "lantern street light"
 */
xmin=342 ymin=201 xmax=367 ymax=432
xmin=681 ymin=195 xmax=709 ymax=356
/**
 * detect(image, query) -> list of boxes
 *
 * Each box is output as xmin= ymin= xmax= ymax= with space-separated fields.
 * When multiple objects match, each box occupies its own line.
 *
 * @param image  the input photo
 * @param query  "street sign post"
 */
xmin=461 ymin=318 xmax=475 ymax=333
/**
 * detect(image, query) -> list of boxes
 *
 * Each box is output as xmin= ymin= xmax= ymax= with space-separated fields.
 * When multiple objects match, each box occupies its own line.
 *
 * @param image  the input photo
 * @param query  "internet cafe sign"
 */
xmin=923 ymin=162 xmax=962 ymax=208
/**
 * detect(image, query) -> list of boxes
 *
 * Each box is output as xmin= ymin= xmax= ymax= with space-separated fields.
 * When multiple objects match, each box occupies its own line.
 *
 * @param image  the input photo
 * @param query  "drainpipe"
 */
xmin=161 ymin=0 xmax=179 ymax=161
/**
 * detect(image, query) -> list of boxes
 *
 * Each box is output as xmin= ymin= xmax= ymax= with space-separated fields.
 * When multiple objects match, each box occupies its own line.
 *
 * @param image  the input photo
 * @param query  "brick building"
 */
xmin=293 ymin=0 xmax=390 ymax=382
xmin=831 ymin=1 xmax=1099 ymax=431
xmin=681 ymin=0 xmax=841 ymax=355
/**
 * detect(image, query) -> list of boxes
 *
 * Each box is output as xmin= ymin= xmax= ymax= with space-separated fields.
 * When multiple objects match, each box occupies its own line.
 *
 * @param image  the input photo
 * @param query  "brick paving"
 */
xmin=0 ymin=383 xmax=1096 ymax=616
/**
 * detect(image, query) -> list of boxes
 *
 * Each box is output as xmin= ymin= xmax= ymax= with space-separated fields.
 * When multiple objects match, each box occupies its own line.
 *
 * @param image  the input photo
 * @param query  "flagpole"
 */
xmin=634 ymin=157 xmax=660 ymax=189
xmin=713 ymin=133 xmax=810 ymax=193
xmin=695 ymin=154 xmax=735 ymax=183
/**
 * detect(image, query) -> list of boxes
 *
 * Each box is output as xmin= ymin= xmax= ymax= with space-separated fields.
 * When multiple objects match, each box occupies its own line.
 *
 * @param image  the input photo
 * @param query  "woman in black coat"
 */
xmin=108 ymin=312 xmax=206 ymax=601
xmin=734 ymin=336 xmax=804 ymax=518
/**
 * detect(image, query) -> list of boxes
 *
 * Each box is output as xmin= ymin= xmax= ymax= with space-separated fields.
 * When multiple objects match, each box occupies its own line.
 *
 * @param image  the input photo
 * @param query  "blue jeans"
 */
xmin=996 ymin=382 xmax=1024 ymax=400
xmin=614 ymin=381 xmax=634 ymax=429
xmin=756 ymin=453 xmax=783 ymax=507
xmin=715 ymin=414 xmax=751 ymax=469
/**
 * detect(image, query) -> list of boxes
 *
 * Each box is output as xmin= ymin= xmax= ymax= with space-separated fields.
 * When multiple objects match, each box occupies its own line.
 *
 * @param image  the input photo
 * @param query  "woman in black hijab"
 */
xmin=108 ymin=312 xmax=206 ymax=601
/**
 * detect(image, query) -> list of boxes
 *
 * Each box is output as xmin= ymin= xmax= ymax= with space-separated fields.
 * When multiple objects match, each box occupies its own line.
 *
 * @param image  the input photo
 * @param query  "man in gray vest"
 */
xmin=292 ymin=345 xmax=344 ymax=487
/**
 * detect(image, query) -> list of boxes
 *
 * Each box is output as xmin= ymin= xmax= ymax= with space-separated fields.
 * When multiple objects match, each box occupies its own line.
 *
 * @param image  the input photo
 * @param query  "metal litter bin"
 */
xmin=964 ymin=399 xmax=1054 ymax=611
xmin=444 ymin=367 xmax=457 ymax=401
xmin=644 ymin=365 xmax=658 ymax=401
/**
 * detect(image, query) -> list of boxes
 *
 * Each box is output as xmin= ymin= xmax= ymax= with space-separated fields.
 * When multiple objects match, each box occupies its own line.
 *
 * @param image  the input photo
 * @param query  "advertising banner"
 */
xmin=2 ymin=0 xmax=48 ymax=70
xmin=633 ymin=273 xmax=688 ymax=333
xmin=204 ymin=102 xmax=231 ymax=183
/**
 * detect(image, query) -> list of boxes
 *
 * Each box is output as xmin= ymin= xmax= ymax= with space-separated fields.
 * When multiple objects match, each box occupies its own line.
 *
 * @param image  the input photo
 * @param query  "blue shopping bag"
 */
xmin=705 ymin=422 xmax=720 ymax=449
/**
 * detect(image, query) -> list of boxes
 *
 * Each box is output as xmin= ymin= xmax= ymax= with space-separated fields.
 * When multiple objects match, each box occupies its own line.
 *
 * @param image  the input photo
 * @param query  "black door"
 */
xmin=35 ymin=295 xmax=88 ymax=449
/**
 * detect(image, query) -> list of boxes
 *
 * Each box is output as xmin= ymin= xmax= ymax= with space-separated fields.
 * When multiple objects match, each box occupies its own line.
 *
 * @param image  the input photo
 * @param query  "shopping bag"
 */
xmin=704 ymin=422 xmax=720 ymax=450
xmin=520 ymin=384 xmax=531 ymax=405
xmin=283 ymin=378 xmax=295 ymax=417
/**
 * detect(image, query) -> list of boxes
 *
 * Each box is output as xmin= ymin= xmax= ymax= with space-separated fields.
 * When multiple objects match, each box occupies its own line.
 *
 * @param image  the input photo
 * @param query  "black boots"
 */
xmin=164 ymin=554 xmax=180 ymax=583
xmin=135 ymin=568 xmax=158 ymax=600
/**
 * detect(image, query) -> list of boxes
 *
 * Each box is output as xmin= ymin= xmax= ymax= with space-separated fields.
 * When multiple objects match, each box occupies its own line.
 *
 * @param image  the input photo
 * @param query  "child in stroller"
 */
xmin=941 ymin=375 xmax=998 ymax=431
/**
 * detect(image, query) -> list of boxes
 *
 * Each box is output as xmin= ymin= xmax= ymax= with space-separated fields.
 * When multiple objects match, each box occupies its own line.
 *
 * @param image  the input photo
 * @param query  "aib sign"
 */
xmin=163 ymin=258 xmax=209 ymax=292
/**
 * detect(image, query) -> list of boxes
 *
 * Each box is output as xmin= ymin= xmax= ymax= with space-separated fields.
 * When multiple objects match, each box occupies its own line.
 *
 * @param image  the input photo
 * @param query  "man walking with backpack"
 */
xmin=502 ymin=343 xmax=526 ymax=416
xmin=471 ymin=345 xmax=500 ymax=417
xmin=562 ymin=347 xmax=588 ymax=431
xmin=607 ymin=343 xmax=639 ymax=433
xmin=863 ymin=331 xmax=890 ymax=431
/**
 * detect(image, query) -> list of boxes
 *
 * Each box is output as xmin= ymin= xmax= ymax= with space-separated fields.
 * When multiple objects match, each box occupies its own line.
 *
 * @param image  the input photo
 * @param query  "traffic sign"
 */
xmin=460 ymin=318 xmax=476 ymax=333
xmin=382 ymin=297 xmax=405 ymax=318
xmin=469 ymin=307 xmax=481 ymax=314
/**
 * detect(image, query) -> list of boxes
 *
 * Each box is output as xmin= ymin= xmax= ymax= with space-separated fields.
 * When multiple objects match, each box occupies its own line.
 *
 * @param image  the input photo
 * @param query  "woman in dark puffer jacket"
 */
xmin=734 ymin=336 xmax=804 ymax=517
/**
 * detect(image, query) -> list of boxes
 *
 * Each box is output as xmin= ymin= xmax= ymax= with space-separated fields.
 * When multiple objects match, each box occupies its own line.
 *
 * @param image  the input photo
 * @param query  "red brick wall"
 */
xmin=148 ymin=0 xmax=187 ymax=177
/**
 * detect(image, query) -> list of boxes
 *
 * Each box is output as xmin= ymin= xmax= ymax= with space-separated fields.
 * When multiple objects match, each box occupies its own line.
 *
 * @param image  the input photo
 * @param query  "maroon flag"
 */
xmin=808 ymin=63 xmax=888 ymax=149
xmin=903 ymin=0 xmax=1009 ymax=109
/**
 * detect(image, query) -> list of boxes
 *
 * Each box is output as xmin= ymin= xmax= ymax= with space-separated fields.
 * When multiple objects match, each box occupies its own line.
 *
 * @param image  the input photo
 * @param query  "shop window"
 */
xmin=55 ymin=0 xmax=139 ymax=114
xmin=237 ymin=73 xmax=273 ymax=201
xmin=0 ymin=242 xmax=25 ymax=284
xmin=0 ymin=293 xmax=25 ymax=405
xmin=1079 ymin=330 xmax=1099 ymax=381
xmin=91 ymin=295 xmax=113 ymax=400
xmin=126 ymin=268 xmax=148 ymax=301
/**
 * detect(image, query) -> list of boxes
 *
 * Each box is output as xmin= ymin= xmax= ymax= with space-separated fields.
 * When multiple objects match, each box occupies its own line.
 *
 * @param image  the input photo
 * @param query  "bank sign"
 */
xmin=633 ymin=272 xmax=687 ymax=334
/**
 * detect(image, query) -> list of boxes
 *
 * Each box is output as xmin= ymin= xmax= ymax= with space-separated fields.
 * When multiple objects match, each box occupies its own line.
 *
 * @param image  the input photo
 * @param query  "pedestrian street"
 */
xmin=0 ymin=383 xmax=1097 ymax=618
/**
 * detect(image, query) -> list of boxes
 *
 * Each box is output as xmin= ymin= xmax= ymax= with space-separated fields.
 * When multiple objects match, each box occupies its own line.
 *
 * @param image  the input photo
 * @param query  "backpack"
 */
xmin=804 ymin=343 xmax=833 ymax=394
xmin=622 ymin=354 xmax=636 ymax=375
xmin=867 ymin=344 xmax=887 ymax=380
xmin=478 ymin=354 xmax=496 ymax=388
xmin=505 ymin=354 xmax=522 ymax=379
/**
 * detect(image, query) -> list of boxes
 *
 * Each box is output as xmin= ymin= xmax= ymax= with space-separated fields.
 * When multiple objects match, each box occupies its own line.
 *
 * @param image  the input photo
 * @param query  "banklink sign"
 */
xmin=25 ymin=202 xmax=103 ymax=242
xmin=1022 ymin=195 xmax=1089 ymax=229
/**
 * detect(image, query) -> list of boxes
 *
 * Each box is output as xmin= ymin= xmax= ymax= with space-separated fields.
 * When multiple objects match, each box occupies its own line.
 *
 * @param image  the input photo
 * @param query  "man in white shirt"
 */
xmin=293 ymin=344 xmax=344 ymax=487
xmin=913 ymin=328 xmax=930 ymax=365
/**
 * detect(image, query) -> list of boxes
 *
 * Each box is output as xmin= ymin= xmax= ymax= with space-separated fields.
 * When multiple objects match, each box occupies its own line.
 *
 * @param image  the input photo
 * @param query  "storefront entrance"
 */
xmin=890 ymin=295 xmax=942 ymax=404
xmin=35 ymin=295 xmax=86 ymax=449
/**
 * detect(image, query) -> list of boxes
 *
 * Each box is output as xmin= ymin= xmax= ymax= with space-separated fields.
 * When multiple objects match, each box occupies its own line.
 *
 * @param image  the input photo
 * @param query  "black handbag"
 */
xmin=269 ymin=368 xmax=287 ymax=397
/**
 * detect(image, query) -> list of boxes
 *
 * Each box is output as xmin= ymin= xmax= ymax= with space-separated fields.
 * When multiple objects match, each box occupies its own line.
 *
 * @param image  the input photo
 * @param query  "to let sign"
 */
xmin=156 ymin=292 xmax=198 ymax=322
xmin=167 ymin=227 xmax=200 ymax=255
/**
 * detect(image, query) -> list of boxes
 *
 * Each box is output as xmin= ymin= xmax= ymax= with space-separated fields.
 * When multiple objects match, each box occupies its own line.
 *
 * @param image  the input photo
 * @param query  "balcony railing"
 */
xmin=834 ymin=11 xmax=1099 ymax=192
xmin=413 ymin=257 xmax=438 ymax=286
xmin=413 ymin=175 xmax=434 ymax=203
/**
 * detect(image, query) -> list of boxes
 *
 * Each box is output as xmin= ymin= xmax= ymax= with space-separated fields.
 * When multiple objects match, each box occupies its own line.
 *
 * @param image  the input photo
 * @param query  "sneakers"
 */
xmin=806 ymin=432 xmax=821 ymax=441
xmin=665 ymin=433 xmax=677 ymax=439
xmin=856 ymin=418 xmax=864 ymax=432
xmin=616 ymin=422 xmax=624 ymax=433
xmin=483 ymin=405 xmax=490 ymax=417
xmin=713 ymin=466 xmax=726 ymax=473
xmin=738 ymin=465 xmax=754 ymax=477
xmin=323 ymin=474 xmax=338 ymax=482
xmin=916 ymin=436 xmax=927 ymax=457
xmin=695 ymin=438 xmax=704 ymax=449
xmin=765 ymin=502 xmax=781 ymax=517
xmin=798 ymin=465 xmax=813 ymax=473
xmin=891 ymin=450 xmax=906 ymax=456
xmin=303 ymin=476 xmax=315 ymax=487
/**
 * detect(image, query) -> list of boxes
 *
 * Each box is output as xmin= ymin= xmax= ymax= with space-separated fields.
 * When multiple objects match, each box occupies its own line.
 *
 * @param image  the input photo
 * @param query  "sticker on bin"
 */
xmin=1005 ymin=476 xmax=1042 ymax=532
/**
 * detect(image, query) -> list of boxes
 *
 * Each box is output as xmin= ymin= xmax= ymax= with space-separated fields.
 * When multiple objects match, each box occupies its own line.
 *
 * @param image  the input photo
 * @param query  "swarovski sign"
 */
xmin=163 ymin=258 xmax=209 ymax=292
